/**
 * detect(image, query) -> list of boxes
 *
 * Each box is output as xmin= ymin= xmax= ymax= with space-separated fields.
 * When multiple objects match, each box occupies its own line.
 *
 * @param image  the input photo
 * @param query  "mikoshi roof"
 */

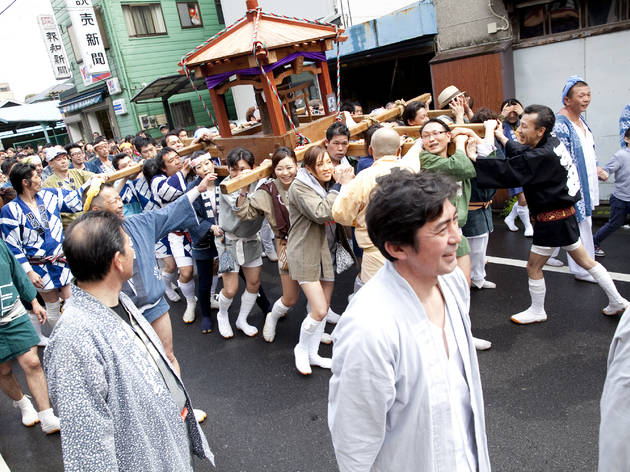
xmin=182 ymin=10 xmax=341 ymax=68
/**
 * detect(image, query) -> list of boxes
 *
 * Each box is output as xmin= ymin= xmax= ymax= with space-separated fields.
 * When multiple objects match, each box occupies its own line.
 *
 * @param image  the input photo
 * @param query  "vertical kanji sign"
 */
xmin=65 ymin=0 xmax=110 ymax=75
xmin=37 ymin=14 xmax=72 ymax=80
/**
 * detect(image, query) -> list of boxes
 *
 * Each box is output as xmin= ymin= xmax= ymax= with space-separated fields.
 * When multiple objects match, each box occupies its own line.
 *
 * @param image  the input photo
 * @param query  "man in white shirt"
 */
xmin=328 ymin=169 xmax=490 ymax=471
xmin=553 ymin=76 xmax=605 ymax=282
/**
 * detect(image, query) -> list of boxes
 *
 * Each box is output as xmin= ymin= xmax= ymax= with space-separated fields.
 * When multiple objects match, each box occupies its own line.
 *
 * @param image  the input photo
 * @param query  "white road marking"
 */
xmin=487 ymin=256 xmax=630 ymax=283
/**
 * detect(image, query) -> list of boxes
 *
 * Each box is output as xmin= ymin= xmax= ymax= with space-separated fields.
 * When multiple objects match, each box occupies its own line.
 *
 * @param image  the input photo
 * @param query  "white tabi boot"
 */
xmin=13 ymin=395 xmax=39 ymax=427
xmin=217 ymin=292 xmax=234 ymax=338
xmin=263 ymin=298 xmax=290 ymax=342
xmin=235 ymin=290 xmax=258 ymax=337
xmin=37 ymin=408 xmax=60 ymax=434
xmin=44 ymin=300 xmax=61 ymax=329
xmin=511 ymin=278 xmax=548 ymax=324
xmin=588 ymin=263 xmax=630 ymax=315
xmin=504 ymin=203 xmax=519 ymax=232
xmin=29 ymin=313 xmax=49 ymax=347
xmin=178 ymin=280 xmax=197 ymax=324
xmin=309 ymin=317 xmax=332 ymax=369
xmin=294 ymin=315 xmax=320 ymax=375
xmin=516 ymin=205 xmax=534 ymax=237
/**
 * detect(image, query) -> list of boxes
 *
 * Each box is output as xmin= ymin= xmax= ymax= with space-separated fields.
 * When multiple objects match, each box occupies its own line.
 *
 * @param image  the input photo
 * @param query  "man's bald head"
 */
xmin=63 ymin=211 xmax=126 ymax=282
xmin=369 ymin=128 xmax=402 ymax=159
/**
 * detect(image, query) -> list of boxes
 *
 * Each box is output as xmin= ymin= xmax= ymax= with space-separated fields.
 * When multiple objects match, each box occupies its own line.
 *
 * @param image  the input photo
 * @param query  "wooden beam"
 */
xmin=317 ymin=60 xmax=334 ymax=115
xmin=261 ymin=70 xmax=287 ymax=136
xmin=216 ymin=77 xmax=263 ymax=95
xmin=220 ymin=93 xmax=431 ymax=194
xmin=393 ymin=123 xmax=486 ymax=138
xmin=209 ymin=88 xmax=232 ymax=138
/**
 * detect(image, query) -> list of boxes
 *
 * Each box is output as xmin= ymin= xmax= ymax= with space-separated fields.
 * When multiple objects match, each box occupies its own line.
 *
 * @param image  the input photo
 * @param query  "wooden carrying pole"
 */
xmin=219 ymin=93 xmax=432 ymax=194
xmin=104 ymin=140 xmax=228 ymax=183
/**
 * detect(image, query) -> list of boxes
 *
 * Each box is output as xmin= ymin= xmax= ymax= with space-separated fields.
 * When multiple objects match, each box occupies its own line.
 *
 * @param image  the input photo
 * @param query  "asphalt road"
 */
xmin=1 ymin=216 xmax=628 ymax=472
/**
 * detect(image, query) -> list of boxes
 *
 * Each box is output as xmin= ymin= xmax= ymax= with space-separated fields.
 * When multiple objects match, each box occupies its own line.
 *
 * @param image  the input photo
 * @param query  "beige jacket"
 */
xmin=235 ymin=179 xmax=289 ymax=239
xmin=332 ymin=155 xmax=418 ymax=250
xmin=287 ymin=169 xmax=338 ymax=282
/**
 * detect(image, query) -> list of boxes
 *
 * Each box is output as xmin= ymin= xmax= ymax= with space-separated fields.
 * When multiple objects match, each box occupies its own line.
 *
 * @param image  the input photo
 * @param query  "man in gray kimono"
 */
xmin=329 ymin=169 xmax=490 ymax=471
xmin=44 ymin=211 xmax=214 ymax=472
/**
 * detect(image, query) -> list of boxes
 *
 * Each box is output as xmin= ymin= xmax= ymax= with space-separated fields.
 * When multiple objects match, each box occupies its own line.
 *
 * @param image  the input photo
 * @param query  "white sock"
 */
xmin=270 ymin=298 xmax=290 ymax=321
xmin=506 ymin=203 xmax=518 ymax=220
xmin=45 ymin=300 xmax=61 ymax=328
xmin=528 ymin=278 xmax=546 ymax=313
xmin=218 ymin=291 xmax=232 ymax=316
xmin=517 ymin=205 xmax=533 ymax=229
xmin=177 ymin=279 xmax=196 ymax=301
xmin=210 ymin=275 xmax=219 ymax=295
xmin=237 ymin=290 xmax=258 ymax=323
xmin=589 ymin=263 xmax=625 ymax=304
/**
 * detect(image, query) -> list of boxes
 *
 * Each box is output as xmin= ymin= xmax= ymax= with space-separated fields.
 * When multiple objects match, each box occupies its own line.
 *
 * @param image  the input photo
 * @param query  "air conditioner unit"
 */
xmin=139 ymin=114 xmax=150 ymax=130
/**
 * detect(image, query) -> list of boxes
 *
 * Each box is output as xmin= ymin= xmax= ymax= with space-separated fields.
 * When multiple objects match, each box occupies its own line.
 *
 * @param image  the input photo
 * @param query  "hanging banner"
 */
xmin=65 ymin=0 xmax=110 ymax=75
xmin=37 ymin=14 xmax=72 ymax=80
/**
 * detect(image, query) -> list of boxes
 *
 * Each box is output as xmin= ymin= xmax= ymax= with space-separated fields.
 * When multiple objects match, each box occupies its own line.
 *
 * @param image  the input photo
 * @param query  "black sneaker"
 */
xmin=594 ymin=246 xmax=606 ymax=257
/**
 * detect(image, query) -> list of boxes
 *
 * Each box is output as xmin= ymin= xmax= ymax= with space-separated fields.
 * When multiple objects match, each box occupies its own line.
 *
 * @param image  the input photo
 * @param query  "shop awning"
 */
xmin=0 ymin=101 xmax=62 ymax=133
xmin=58 ymin=87 xmax=106 ymax=114
xmin=131 ymin=74 xmax=208 ymax=103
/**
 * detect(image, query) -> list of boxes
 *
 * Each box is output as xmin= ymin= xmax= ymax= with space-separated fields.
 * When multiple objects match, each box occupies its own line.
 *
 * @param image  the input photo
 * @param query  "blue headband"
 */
xmin=561 ymin=75 xmax=586 ymax=105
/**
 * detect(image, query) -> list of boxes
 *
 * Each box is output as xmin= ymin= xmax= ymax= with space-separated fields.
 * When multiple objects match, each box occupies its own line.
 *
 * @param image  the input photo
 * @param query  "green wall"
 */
xmin=52 ymin=0 xmax=234 ymax=139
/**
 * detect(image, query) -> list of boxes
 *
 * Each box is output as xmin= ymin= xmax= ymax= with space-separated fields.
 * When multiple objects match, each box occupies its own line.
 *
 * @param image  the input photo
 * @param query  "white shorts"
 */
xmin=227 ymin=256 xmax=263 ymax=273
xmin=168 ymin=232 xmax=193 ymax=267
xmin=531 ymin=240 xmax=581 ymax=257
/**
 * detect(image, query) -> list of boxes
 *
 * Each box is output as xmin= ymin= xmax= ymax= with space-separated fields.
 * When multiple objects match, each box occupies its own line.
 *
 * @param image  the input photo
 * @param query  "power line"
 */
xmin=0 ymin=0 xmax=18 ymax=17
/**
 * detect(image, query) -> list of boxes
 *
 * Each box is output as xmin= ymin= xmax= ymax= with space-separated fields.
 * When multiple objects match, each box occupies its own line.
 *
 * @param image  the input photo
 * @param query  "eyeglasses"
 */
xmin=421 ymin=131 xmax=448 ymax=140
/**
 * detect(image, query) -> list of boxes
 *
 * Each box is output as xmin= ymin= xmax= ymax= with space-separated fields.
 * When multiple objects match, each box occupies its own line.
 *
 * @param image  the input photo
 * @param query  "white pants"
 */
xmin=567 ymin=216 xmax=594 ymax=278
xmin=468 ymin=233 xmax=489 ymax=283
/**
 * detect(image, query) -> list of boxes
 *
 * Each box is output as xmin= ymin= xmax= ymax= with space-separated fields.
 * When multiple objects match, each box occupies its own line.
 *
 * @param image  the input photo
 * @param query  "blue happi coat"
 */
xmin=553 ymin=114 xmax=595 ymax=222
xmin=0 ymin=187 xmax=84 ymax=289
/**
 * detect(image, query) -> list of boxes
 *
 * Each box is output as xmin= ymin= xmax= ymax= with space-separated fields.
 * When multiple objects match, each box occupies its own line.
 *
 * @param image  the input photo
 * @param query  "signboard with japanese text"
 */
xmin=65 ymin=0 xmax=110 ymax=75
xmin=37 ymin=14 xmax=72 ymax=80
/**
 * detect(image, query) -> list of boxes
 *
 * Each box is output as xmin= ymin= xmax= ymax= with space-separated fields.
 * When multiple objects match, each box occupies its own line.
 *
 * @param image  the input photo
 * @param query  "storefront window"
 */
xmin=177 ymin=2 xmax=203 ymax=29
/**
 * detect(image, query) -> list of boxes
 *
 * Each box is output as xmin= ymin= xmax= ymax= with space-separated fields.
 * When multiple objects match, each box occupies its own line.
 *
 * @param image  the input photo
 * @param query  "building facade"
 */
xmin=430 ymin=0 xmax=630 ymax=197
xmin=52 ymin=0 xmax=232 ymax=141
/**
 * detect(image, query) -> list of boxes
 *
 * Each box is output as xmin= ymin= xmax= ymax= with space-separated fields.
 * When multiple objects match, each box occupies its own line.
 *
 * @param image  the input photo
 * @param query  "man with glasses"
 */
xmin=43 ymin=146 xmax=94 ymax=230
xmin=66 ymin=143 xmax=87 ymax=171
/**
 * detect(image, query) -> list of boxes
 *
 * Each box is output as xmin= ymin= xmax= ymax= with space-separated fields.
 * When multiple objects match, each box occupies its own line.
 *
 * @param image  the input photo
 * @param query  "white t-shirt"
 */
xmin=429 ymin=314 xmax=477 ymax=472
xmin=571 ymin=120 xmax=599 ymax=208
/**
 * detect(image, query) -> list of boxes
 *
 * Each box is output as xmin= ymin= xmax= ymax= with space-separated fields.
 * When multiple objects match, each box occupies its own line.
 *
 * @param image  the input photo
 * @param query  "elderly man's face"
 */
xmin=565 ymin=85 xmax=591 ymax=114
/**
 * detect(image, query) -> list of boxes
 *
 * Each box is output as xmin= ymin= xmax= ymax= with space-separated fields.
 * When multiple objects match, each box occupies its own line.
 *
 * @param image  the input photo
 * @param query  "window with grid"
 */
xmin=171 ymin=101 xmax=195 ymax=128
xmin=177 ymin=2 xmax=203 ymax=28
xmin=516 ymin=0 xmax=630 ymax=40
xmin=122 ymin=3 xmax=167 ymax=38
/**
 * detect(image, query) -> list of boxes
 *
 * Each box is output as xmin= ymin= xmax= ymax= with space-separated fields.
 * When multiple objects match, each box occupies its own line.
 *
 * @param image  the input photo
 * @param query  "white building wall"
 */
xmin=220 ymin=0 xmax=334 ymax=120
xmin=514 ymin=29 xmax=630 ymax=199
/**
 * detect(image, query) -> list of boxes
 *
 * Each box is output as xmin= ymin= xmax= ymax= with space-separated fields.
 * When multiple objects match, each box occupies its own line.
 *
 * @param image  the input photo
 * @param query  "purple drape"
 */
xmin=205 ymin=51 xmax=326 ymax=90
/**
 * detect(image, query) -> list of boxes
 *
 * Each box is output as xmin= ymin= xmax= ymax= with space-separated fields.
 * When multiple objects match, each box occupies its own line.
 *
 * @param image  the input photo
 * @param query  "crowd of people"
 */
xmin=1 ymin=75 xmax=630 ymax=471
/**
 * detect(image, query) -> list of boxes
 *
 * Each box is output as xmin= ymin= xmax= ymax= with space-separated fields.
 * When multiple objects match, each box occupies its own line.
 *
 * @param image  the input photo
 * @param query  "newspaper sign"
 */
xmin=37 ymin=14 xmax=72 ymax=80
xmin=65 ymin=0 xmax=110 ymax=75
